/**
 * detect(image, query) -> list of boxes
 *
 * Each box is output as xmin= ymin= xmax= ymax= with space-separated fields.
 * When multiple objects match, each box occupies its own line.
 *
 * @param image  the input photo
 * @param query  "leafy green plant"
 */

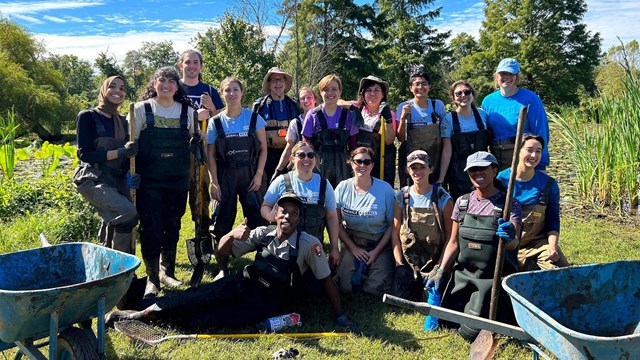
xmin=31 ymin=141 xmax=78 ymax=177
xmin=0 ymin=109 xmax=19 ymax=182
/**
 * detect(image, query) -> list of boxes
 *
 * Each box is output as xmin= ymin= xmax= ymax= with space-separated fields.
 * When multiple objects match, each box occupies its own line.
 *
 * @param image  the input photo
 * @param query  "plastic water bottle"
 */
xmin=258 ymin=313 xmax=302 ymax=332
xmin=423 ymin=285 xmax=441 ymax=331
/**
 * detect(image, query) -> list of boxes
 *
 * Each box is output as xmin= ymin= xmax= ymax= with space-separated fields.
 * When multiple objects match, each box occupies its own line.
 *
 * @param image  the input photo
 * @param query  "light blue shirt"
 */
xmin=394 ymin=185 xmax=452 ymax=210
xmin=395 ymin=99 xmax=446 ymax=127
xmin=264 ymin=172 xmax=337 ymax=211
xmin=206 ymin=108 xmax=266 ymax=143
xmin=335 ymin=177 xmax=395 ymax=234
xmin=440 ymin=108 xmax=488 ymax=138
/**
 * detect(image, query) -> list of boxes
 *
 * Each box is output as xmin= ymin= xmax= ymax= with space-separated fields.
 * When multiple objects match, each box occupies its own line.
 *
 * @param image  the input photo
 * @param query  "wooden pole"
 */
xmin=128 ymin=103 xmax=136 ymax=255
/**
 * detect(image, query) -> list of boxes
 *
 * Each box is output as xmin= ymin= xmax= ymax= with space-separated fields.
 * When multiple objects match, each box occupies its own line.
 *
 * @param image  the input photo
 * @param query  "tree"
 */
xmin=278 ymin=0 xmax=377 ymax=97
xmin=194 ymin=11 xmax=275 ymax=104
xmin=0 ymin=17 xmax=75 ymax=140
xmin=123 ymin=41 xmax=179 ymax=99
xmin=454 ymin=0 xmax=601 ymax=105
xmin=94 ymin=51 xmax=123 ymax=79
xmin=371 ymin=0 xmax=450 ymax=104
xmin=596 ymin=39 xmax=640 ymax=97
xmin=45 ymin=54 xmax=95 ymax=99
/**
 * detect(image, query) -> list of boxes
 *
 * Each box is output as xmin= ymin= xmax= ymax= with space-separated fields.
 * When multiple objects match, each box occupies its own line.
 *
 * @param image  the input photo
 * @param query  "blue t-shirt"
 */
xmin=206 ymin=108 xmax=267 ymax=144
xmin=440 ymin=108 xmax=488 ymax=138
xmin=180 ymin=80 xmax=224 ymax=110
xmin=394 ymin=185 xmax=452 ymax=211
xmin=395 ymin=99 xmax=446 ymax=128
xmin=481 ymin=88 xmax=550 ymax=169
xmin=335 ymin=177 xmax=395 ymax=234
xmin=264 ymin=172 xmax=337 ymax=211
xmin=497 ymin=169 xmax=560 ymax=233
xmin=254 ymin=95 xmax=299 ymax=121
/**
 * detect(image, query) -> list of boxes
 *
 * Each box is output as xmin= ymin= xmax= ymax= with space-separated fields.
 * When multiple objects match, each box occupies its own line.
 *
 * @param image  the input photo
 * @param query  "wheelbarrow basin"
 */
xmin=0 ymin=243 xmax=140 ymax=343
xmin=503 ymin=260 xmax=640 ymax=360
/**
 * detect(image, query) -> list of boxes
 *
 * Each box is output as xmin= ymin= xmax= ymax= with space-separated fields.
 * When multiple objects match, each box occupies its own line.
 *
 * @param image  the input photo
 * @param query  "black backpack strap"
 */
xmin=403 ymin=186 xmax=411 ymax=226
xmin=87 ymin=110 xmax=108 ymax=138
xmin=296 ymin=115 xmax=303 ymax=139
xmin=249 ymin=112 xmax=258 ymax=136
xmin=338 ymin=107 xmax=348 ymax=129
xmin=252 ymin=96 xmax=265 ymax=113
xmin=213 ymin=114 xmax=225 ymax=139
xmin=430 ymin=99 xmax=441 ymax=124
xmin=457 ymin=193 xmax=470 ymax=223
xmin=539 ymin=177 xmax=555 ymax=206
xmin=451 ymin=111 xmax=461 ymax=134
xmin=143 ymin=101 xmax=154 ymax=129
xmin=318 ymin=177 xmax=327 ymax=207
xmin=431 ymin=183 xmax=444 ymax=233
xmin=316 ymin=107 xmax=328 ymax=130
xmin=180 ymin=102 xmax=189 ymax=141
xmin=471 ymin=105 xmax=485 ymax=130
xmin=283 ymin=173 xmax=294 ymax=193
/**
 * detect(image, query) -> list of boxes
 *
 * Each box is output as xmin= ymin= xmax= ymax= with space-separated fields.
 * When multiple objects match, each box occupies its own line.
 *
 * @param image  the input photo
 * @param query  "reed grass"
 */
xmin=550 ymin=75 xmax=640 ymax=213
xmin=0 ymin=109 xmax=19 ymax=182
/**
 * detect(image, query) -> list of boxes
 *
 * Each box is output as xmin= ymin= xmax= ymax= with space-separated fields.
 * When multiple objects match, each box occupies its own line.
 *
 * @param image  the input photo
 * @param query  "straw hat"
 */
xmin=261 ymin=67 xmax=293 ymax=95
xmin=358 ymin=75 xmax=389 ymax=96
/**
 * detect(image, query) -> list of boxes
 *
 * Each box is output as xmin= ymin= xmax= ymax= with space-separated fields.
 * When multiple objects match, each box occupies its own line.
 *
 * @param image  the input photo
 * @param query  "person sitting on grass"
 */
xmin=106 ymin=193 xmax=359 ymax=333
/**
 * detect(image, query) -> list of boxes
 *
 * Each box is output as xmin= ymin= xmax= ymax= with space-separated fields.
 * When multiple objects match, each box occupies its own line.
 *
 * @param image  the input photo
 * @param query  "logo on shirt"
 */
xmin=227 ymin=149 xmax=249 ymax=156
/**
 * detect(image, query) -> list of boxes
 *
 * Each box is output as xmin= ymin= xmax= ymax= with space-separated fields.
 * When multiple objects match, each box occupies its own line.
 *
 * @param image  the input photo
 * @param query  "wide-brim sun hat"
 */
xmin=464 ymin=151 xmax=498 ymax=171
xmin=496 ymin=58 xmax=520 ymax=74
xmin=262 ymin=67 xmax=293 ymax=95
xmin=358 ymin=75 xmax=389 ymax=96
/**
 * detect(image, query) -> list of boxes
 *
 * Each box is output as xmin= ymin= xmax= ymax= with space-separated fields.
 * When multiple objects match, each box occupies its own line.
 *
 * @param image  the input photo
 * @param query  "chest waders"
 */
xmin=447 ymin=193 xmax=517 ymax=340
xmin=446 ymin=107 xmax=491 ymax=199
xmin=399 ymin=99 xmax=442 ymax=185
xmin=356 ymin=112 xmax=396 ymax=186
xmin=138 ymin=102 xmax=191 ymax=191
xmin=311 ymin=108 xmax=351 ymax=188
xmin=253 ymin=96 xmax=298 ymax=149
xmin=283 ymin=173 xmax=327 ymax=242
xmin=244 ymin=231 xmax=302 ymax=302
xmin=399 ymin=185 xmax=445 ymax=279
xmin=490 ymin=139 xmax=515 ymax=172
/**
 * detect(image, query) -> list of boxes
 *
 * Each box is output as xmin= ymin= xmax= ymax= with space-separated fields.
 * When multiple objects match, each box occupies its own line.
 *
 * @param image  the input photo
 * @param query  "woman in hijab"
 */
xmin=73 ymin=76 xmax=139 ymax=253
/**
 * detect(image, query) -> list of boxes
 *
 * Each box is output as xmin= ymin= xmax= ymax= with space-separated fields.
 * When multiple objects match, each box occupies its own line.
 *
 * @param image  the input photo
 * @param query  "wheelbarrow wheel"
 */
xmin=56 ymin=327 xmax=100 ymax=360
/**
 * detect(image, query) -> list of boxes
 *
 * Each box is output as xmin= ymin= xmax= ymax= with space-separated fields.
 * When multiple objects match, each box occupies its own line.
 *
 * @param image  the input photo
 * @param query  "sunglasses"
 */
xmin=407 ymin=153 xmax=430 ymax=164
xmin=454 ymin=89 xmax=473 ymax=97
xmin=293 ymin=152 xmax=316 ymax=159
xmin=352 ymin=159 xmax=373 ymax=166
xmin=467 ymin=166 xmax=491 ymax=172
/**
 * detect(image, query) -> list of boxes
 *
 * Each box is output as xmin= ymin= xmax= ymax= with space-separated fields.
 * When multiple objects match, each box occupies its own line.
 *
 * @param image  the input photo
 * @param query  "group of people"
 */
xmin=74 ymin=53 xmax=569 ymax=338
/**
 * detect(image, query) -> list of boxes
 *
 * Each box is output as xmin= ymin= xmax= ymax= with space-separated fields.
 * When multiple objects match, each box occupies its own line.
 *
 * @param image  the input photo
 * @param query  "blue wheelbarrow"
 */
xmin=0 ymin=242 xmax=140 ymax=359
xmin=383 ymin=260 xmax=640 ymax=359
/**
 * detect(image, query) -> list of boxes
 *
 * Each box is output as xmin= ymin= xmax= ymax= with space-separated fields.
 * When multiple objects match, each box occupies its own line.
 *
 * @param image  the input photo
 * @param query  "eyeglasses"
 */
xmin=293 ymin=152 xmax=316 ymax=159
xmin=270 ymin=78 xmax=285 ymax=83
xmin=454 ymin=89 xmax=473 ymax=97
xmin=412 ymin=82 xmax=430 ymax=88
xmin=407 ymin=153 xmax=430 ymax=164
xmin=365 ymin=88 xmax=383 ymax=94
xmin=352 ymin=159 xmax=373 ymax=166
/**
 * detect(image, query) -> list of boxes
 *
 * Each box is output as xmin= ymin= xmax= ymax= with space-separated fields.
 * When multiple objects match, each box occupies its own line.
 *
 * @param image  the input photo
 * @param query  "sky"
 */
xmin=1 ymin=0 xmax=638 ymax=64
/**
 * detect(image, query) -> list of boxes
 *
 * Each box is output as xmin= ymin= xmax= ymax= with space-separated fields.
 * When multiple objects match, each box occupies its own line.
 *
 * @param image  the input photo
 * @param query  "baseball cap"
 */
xmin=406 ymin=150 xmax=431 ymax=167
xmin=464 ymin=151 xmax=498 ymax=171
xmin=276 ymin=192 xmax=303 ymax=208
xmin=496 ymin=58 xmax=520 ymax=74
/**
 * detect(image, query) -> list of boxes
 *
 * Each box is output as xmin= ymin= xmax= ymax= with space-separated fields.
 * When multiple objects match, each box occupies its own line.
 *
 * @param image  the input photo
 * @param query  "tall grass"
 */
xmin=551 ymin=76 xmax=640 ymax=213
xmin=0 ymin=109 xmax=19 ymax=182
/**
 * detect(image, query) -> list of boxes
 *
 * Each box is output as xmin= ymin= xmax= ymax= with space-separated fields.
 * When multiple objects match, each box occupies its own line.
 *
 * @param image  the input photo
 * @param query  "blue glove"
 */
xmin=126 ymin=172 xmax=141 ymax=189
xmin=351 ymin=258 xmax=368 ymax=291
xmin=335 ymin=314 xmax=360 ymax=334
xmin=496 ymin=218 xmax=516 ymax=243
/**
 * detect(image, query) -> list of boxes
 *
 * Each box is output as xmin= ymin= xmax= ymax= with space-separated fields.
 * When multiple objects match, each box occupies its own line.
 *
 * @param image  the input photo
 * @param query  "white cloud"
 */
xmin=584 ymin=0 xmax=640 ymax=49
xmin=35 ymin=20 xmax=220 ymax=63
xmin=0 ymin=1 xmax=103 ymax=14
xmin=11 ymin=13 xmax=43 ymax=24
xmin=43 ymin=15 xmax=66 ymax=23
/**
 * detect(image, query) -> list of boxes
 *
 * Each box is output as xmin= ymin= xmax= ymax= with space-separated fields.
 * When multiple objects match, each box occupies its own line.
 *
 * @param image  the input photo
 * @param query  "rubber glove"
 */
xmin=496 ymin=218 xmax=516 ymax=243
xmin=116 ymin=140 xmax=138 ymax=159
xmin=335 ymin=315 xmax=360 ymax=334
xmin=126 ymin=172 xmax=141 ymax=189
xmin=426 ymin=268 xmax=444 ymax=289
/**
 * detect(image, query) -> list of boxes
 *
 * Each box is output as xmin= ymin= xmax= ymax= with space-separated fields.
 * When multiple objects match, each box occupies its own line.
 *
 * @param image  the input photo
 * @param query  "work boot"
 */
xmin=112 ymin=231 xmax=131 ymax=253
xmin=144 ymin=257 xmax=161 ymax=298
xmin=213 ymin=253 xmax=229 ymax=282
xmin=159 ymin=250 xmax=183 ymax=288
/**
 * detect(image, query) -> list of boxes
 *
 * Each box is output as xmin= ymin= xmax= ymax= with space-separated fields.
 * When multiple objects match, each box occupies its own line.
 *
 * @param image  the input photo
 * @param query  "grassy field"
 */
xmin=2 ymin=127 xmax=640 ymax=359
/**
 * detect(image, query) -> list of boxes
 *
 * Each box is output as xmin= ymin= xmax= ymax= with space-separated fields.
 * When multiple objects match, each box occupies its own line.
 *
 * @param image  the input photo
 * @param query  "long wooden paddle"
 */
xmin=128 ymin=103 xmax=136 ymax=255
xmin=469 ymin=105 xmax=527 ymax=360
xmin=379 ymin=103 xmax=386 ymax=180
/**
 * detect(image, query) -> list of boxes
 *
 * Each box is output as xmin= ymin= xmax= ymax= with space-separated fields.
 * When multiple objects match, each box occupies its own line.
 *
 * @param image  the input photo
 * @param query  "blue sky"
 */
xmin=1 ymin=0 xmax=638 ymax=63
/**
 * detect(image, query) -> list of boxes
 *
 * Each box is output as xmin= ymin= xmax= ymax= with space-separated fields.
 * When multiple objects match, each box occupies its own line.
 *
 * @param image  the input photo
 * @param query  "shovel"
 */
xmin=187 ymin=111 xmax=211 ymax=288
xmin=469 ymin=105 xmax=528 ymax=360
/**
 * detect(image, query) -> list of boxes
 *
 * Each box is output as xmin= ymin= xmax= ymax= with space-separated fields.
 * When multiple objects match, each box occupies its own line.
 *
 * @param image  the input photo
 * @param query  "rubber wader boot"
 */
xmin=159 ymin=250 xmax=183 ymax=288
xmin=112 ymin=231 xmax=131 ymax=253
xmin=144 ymin=257 xmax=161 ymax=298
